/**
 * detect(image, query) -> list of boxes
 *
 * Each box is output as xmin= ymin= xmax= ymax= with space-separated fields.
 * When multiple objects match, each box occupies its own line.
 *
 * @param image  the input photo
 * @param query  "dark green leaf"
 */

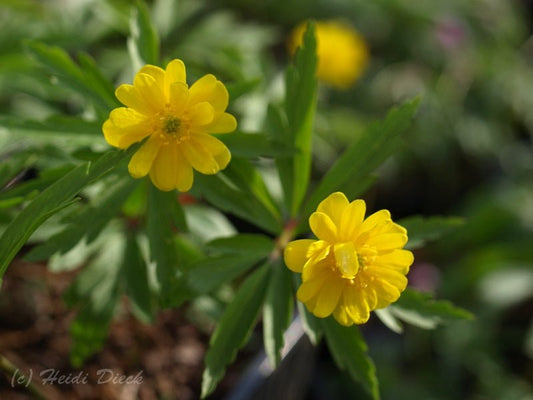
xmin=194 ymin=174 xmax=281 ymax=234
xmin=399 ymin=215 xmax=465 ymax=250
xmin=129 ymin=0 xmax=159 ymax=66
xmin=0 ymin=115 xmax=101 ymax=139
xmin=223 ymin=157 xmax=282 ymax=225
xmin=263 ymin=259 xmax=294 ymax=367
xmin=391 ymin=288 xmax=474 ymax=329
xmin=304 ymin=98 xmax=420 ymax=218
xmin=215 ymin=132 xmax=295 ymax=158
xmin=188 ymin=253 xmax=265 ymax=294
xmin=123 ymin=234 xmax=154 ymax=323
xmin=146 ymin=185 xmax=184 ymax=307
xmin=201 ymin=263 xmax=270 ymax=398
xmin=66 ymin=234 xmax=124 ymax=367
xmin=206 ymin=233 xmax=274 ymax=257
xmin=279 ymin=22 xmax=318 ymax=216
xmin=25 ymin=178 xmax=137 ymax=261
xmin=24 ymin=41 xmax=115 ymax=111
xmin=226 ymin=78 xmax=261 ymax=101
xmin=322 ymin=318 xmax=379 ymax=400
xmin=0 ymin=148 xmax=135 ymax=282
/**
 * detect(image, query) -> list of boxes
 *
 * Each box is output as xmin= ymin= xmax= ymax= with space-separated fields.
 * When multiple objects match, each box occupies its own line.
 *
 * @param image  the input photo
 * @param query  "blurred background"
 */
xmin=0 ymin=0 xmax=532 ymax=399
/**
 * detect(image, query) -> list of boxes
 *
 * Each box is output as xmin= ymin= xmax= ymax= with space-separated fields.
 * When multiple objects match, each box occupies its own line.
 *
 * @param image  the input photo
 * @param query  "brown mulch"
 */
xmin=0 ymin=259 xmax=209 ymax=400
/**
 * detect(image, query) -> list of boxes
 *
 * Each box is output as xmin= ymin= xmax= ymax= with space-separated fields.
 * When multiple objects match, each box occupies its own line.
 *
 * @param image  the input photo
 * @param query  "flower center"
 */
xmin=164 ymin=116 xmax=181 ymax=135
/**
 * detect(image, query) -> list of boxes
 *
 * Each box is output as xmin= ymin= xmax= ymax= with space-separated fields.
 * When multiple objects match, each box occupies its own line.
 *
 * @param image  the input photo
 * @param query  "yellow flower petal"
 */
xmin=206 ymin=113 xmax=237 ymax=134
xmin=284 ymin=239 xmax=315 ymax=272
xmin=175 ymin=148 xmax=194 ymax=192
xmin=133 ymin=72 xmax=166 ymax=112
xmin=374 ymin=249 xmax=414 ymax=274
xmin=115 ymin=84 xmax=153 ymax=115
xmin=312 ymin=277 xmax=343 ymax=318
xmin=333 ymin=303 xmax=353 ymax=326
xmin=209 ymin=81 xmax=229 ymax=113
xmin=317 ymin=192 xmax=349 ymax=228
xmin=168 ymin=82 xmax=188 ymax=111
xmin=339 ymin=199 xmax=366 ymax=240
xmin=188 ymin=74 xmax=217 ymax=106
xmin=104 ymin=108 xmax=151 ymax=148
xmin=180 ymin=140 xmax=220 ymax=175
xmin=365 ymin=233 xmax=408 ymax=251
xmin=128 ymin=136 xmax=161 ymax=178
xmin=297 ymin=275 xmax=326 ymax=303
xmin=343 ymin=289 xmax=371 ymax=324
xmin=138 ymin=65 xmax=165 ymax=92
xmin=309 ymin=211 xmax=337 ymax=242
xmin=359 ymin=209 xmax=391 ymax=234
xmin=191 ymin=133 xmax=231 ymax=169
xmin=165 ymin=59 xmax=186 ymax=87
xmin=149 ymin=145 xmax=178 ymax=191
xmin=190 ymin=101 xmax=215 ymax=127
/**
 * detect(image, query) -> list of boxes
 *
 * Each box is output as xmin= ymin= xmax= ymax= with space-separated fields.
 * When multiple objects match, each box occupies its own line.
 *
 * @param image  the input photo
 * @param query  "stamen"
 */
xmin=164 ymin=117 xmax=181 ymax=134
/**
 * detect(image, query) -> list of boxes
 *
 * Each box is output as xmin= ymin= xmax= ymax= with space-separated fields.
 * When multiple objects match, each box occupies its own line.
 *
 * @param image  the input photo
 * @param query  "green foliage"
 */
xmin=275 ymin=22 xmax=318 ymax=216
xmin=263 ymin=259 xmax=294 ymax=367
xmin=128 ymin=0 xmax=160 ymax=68
xmin=400 ymin=215 xmax=465 ymax=250
xmin=201 ymin=263 xmax=270 ymax=398
xmin=0 ymin=147 xmax=135 ymax=281
xmin=322 ymin=318 xmax=379 ymax=400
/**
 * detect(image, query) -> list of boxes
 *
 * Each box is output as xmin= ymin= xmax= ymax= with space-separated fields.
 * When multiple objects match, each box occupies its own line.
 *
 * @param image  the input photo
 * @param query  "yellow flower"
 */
xmin=289 ymin=20 xmax=369 ymax=89
xmin=284 ymin=192 xmax=413 ymax=326
xmin=103 ymin=59 xmax=237 ymax=192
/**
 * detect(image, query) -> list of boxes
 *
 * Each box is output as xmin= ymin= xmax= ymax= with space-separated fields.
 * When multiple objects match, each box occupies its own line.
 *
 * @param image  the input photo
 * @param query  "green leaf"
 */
xmin=188 ymin=253 xmax=265 ymax=294
xmin=25 ymin=178 xmax=137 ymax=261
xmin=0 ymin=148 xmax=135 ymax=282
xmin=206 ymin=233 xmax=274 ymax=257
xmin=263 ymin=259 xmax=294 ymax=367
xmin=201 ymin=263 xmax=270 ymax=398
xmin=146 ymin=185 xmax=185 ymax=307
xmin=215 ymin=132 xmax=295 ymax=158
xmin=226 ymin=78 xmax=261 ymax=102
xmin=66 ymin=233 xmax=125 ymax=367
xmin=399 ymin=215 xmax=465 ymax=250
xmin=128 ymin=0 xmax=159 ymax=68
xmin=77 ymin=52 xmax=120 ymax=110
xmin=194 ymin=174 xmax=281 ymax=234
xmin=223 ymin=157 xmax=282 ymax=226
xmin=278 ymin=22 xmax=318 ymax=216
xmin=322 ymin=318 xmax=379 ymax=400
xmin=0 ymin=115 xmax=102 ymax=145
xmin=122 ymin=234 xmax=154 ymax=323
xmin=391 ymin=288 xmax=474 ymax=329
xmin=304 ymin=98 xmax=420 ymax=218
xmin=374 ymin=308 xmax=403 ymax=334
xmin=24 ymin=41 xmax=116 ymax=111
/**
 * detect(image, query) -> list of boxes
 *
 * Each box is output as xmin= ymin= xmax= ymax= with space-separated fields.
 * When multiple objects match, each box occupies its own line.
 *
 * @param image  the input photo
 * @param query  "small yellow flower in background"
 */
xmin=103 ymin=59 xmax=237 ymax=192
xmin=284 ymin=192 xmax=413 ymax=326
xmin=289 ymin=20 xmax=369 ymax=89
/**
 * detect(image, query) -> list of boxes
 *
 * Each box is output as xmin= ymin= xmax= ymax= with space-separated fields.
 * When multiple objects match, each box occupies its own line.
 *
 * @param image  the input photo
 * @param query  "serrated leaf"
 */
xmin=215 ymin=132 xmax=295 ymax=158
xmin=304 ymin=98 xmax=420 ymax=218
xmin=67 ymin=233 xmax=125 ymax=367
xmin=25 ymin=178 xmax=137 ymax=261
xmin=146 ymin=185 xmax=185 ymax=307
xmin=193 ymin=174 xmax=281 ymax=234
xmin=263 ymin=259 xmax=294 ymax=367
xmin=278 ymin=22 xmax=318 ymax=216
xmin=0 ymin=147 xmax=135 ymax=281
xmin=206 ymin=233 xmax=274 ymax=257
xmin=188 ymin=253 xmax=265 ymax=294
xmin=24 ymin=41 xmax=115 ymax=111
xmin=391 ymin=288 xmax=474 ymax=328
xmin=201 ymin=263 xmax=270 ymax=398
xmin=223 ymin=157 xmax=282 ymax=225
xmin=399 ymin=215 xmax=465 ymax=250
xmin=128 ymin=0 xmax=159 ymax=68
xmin=322 ymin=318 xmax=379 ymax=400
xmin=123 ymin=234 xmax=154 ymax=323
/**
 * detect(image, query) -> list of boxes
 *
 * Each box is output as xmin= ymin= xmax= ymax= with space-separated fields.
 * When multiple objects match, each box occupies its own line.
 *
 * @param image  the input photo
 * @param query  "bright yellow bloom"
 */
xmin=289 ymin=20 xmax=369 ymax=89
xmin=284 ymin=192 xmax=413 ymax=326
xmin=103 ymin=59 xmax=237 ymax=192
